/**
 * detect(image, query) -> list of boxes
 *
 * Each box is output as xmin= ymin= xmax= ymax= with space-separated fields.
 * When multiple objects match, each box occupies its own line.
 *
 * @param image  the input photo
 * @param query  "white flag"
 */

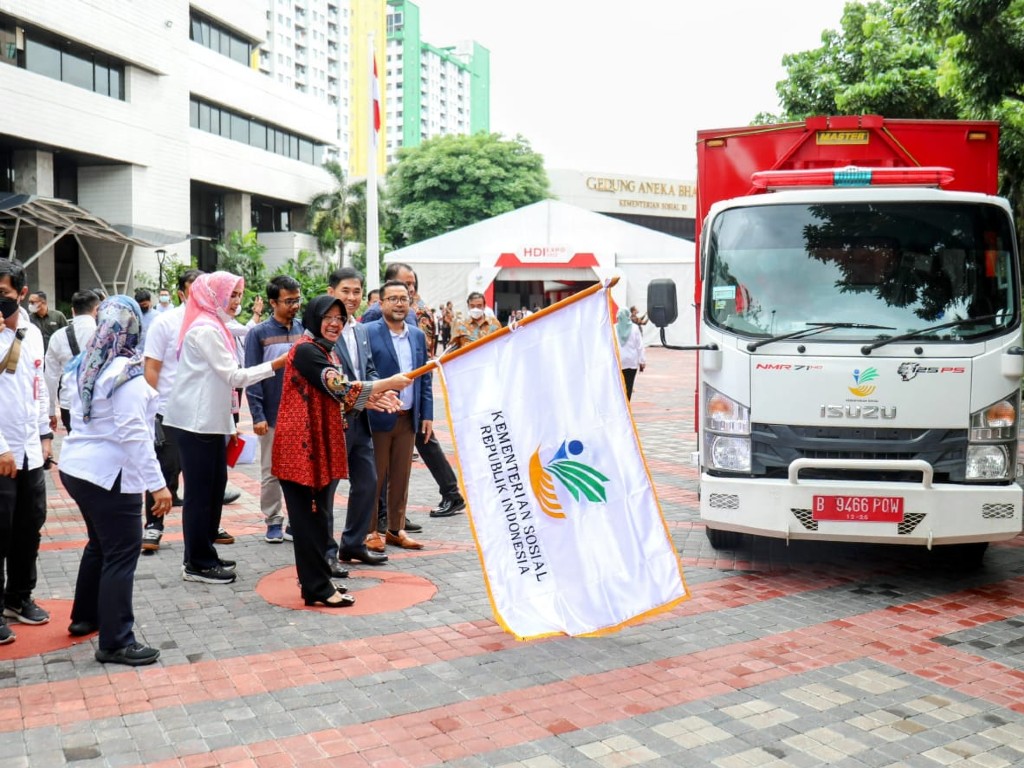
xmin=438 ymin=285 xmax=688 ymax=639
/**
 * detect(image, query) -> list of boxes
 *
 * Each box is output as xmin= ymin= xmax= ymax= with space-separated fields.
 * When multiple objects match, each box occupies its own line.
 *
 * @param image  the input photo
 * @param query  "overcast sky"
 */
xmin=407 ymin=0 xmax=853 ymax=179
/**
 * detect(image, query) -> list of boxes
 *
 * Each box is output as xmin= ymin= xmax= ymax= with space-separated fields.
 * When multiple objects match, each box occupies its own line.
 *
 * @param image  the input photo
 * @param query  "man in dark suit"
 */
xmin=364 ymin=280 xmax=431 ymax=551
xmin=328 ymin=268 xmax=388 ymax=568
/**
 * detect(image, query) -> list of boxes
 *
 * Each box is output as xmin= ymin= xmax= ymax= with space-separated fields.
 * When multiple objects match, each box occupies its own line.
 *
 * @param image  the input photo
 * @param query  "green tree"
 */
xmin=771 ymin=0 xmax=1024 ymax=237
xmin=775 ymin=1 xmax=957 ymax=120
xmin=307 ymin=160 xmax=355 ymax=262
xmin=277 ymin=249 xmax=331 ymax=300
xmin=215 ymin=229 xmax=268 ymax=321
xmin=386 ymin=132 xmax=549 ymax=244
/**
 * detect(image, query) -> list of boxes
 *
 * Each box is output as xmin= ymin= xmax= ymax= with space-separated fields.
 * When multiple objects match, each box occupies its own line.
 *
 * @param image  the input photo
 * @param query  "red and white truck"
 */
xmin=658 ymin=115 xmax=1022 ymax=564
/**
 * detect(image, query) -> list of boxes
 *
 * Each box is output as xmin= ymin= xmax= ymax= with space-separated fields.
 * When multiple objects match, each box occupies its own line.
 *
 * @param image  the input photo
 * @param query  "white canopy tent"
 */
xmin=386 ymin=199 xmax=696 ymax=346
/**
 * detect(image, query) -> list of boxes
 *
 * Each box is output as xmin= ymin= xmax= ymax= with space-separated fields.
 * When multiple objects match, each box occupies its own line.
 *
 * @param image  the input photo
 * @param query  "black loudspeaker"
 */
xmin=646 ymin=279 xmax=678 ymax=328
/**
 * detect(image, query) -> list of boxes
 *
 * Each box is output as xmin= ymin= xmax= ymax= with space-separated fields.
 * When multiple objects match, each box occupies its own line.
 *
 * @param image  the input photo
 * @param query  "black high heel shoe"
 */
xmin=303 ymin=591 xmax=355 ymax=608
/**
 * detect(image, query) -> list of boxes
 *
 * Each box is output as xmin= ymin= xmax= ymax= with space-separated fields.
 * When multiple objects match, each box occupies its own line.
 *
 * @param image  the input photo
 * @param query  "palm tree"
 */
xmin=307 ymin=160 xmax=354 ymax=264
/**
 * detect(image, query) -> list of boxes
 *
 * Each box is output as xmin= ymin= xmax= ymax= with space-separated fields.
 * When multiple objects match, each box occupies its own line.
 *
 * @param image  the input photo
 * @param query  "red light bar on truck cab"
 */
xmin=751 ymin=166 xmax=956 ymax=190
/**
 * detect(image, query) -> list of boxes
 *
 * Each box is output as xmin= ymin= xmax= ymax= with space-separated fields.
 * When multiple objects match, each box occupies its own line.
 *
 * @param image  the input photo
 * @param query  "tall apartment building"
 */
xmin=384 ymin=0 xmax=490 ymax=167
xmin=0 ymin=0 xmax=334 ymax=300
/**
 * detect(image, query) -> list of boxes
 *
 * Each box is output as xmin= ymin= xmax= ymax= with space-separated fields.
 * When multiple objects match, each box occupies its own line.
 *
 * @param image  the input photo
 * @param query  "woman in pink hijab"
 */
xmin=163 ymin=272 xmax=288 ymax=585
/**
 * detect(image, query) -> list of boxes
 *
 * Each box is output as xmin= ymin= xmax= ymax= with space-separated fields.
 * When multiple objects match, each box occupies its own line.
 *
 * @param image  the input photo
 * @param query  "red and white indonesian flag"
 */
xmin=438 ymin=284 xmax=688 ymax=639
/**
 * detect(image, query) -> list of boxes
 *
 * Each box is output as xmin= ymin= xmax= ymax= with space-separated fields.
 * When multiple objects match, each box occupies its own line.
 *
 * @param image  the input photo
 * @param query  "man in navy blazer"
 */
xmin=327 ymin=268 xmax=388 ymax=569
xmin=363 ymin=279 xmax=431 ymax=551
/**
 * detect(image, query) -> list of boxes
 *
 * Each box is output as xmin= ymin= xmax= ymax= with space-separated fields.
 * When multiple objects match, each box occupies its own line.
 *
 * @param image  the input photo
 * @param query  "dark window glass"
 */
xmin=199 ymin=102 xmax=212 ymax=131
xmin=218 ymin=108 xmax=231 ymax=138
xmin=190 ymin=99 xmax=199 ymax=128
xmin=218 ymin=29 xmax=231 ymax=57
xmin=250 ymin=122 xmax=267 ymax=150
xmin=208 ymin=26 xmax=221 ymax=55
xmin=62 ymin=50 xmax=93 ymax=90
xmin=25 ymin=37 xmax=60 ymax=79
xmin=94 ymin=61 xmax=110 ymax=96
xmin=299 ymin=139 xmax=313 ymax=164
xmin=109 ymin=65 xmax=123 ymax=99
xmin=230 ymin=113 xmax=248 ymax=143
xmin=229 ymin=35 xmax=249 ymax=65
xmin=191 ymin=19 xmax=204 ymax=44
xmin=0 ymin=24 xmax=17 ymax=66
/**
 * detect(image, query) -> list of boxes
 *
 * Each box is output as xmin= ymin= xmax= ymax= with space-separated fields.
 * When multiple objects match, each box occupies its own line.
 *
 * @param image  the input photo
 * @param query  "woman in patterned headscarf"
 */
xmin=59 ymin=295 xmax=172 ymax=666
xmin=162 ymin=272 xmax=288 ymax=586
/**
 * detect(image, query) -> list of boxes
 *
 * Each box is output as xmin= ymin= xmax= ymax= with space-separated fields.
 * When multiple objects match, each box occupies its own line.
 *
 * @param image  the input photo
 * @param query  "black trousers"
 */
xmin=145 ymin=415 xmax=180 ymax=530
xmin=415 ymin=429 xmax=459 ymax=501
xmin=281 ymin=479 xmax=335 ymax=601
xmin=622 ymin=368 xmax=638 ymax=401
xmin=327 ymin=412 xmax=377 ymax=559
xmin=0 ymin=461 xmax=46 ymax=608
xmin=176 ymin=429 xmax=227 ymax=570
xmin=61 ymin=471 xmax=142 ymax=652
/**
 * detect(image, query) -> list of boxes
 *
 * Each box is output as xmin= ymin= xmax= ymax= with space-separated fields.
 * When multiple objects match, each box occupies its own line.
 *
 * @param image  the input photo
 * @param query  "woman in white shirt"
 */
xmin=615 ymin=308 xmax=646 ymax=401
xmin=59 ymin=296 xmax=172 ymax=666
xmin=162 ymin=272 xmax=286 ymax=585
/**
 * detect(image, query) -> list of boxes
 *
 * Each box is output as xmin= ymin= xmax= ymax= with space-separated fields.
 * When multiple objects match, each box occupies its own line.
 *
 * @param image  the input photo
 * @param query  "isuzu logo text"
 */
xmin=819 ymin=405 xmax=897 ymax=419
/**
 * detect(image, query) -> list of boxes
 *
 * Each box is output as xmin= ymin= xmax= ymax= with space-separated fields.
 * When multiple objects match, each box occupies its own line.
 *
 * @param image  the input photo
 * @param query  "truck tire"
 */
xmin=706 ymin=527 xmax=743 ymax=550
xmin=934 ymin=542 xmax=989 ymax=570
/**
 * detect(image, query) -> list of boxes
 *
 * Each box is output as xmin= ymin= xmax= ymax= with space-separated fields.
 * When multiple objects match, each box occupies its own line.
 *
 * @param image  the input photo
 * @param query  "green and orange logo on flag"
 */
xmin=529 ymin=439 xmax=610 ymax=519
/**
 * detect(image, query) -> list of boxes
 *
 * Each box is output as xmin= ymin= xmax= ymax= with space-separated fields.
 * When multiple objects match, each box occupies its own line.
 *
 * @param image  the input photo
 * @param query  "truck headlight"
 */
xmin=705 ymin=386 xmax=750 ymax=435
xmin=708 ymin=435 xmax=751 ymax=472
xmin=966 ymin=444 xmax=1010 ymax=480
xmin=966 ymin=394 xmax=1018 ymax=480
xmin=970 ymin=398 xmax=1017 ymax=441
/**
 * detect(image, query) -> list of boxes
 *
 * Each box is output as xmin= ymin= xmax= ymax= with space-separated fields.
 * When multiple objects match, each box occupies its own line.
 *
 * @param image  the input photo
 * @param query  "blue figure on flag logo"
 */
xmin=529 ymin=439 xmax=609 ymax=519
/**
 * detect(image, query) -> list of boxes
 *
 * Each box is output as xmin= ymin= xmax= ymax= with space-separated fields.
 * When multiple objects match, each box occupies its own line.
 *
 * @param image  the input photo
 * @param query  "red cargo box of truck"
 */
xmin=694 ymin=115 xmax=1000 ymax=307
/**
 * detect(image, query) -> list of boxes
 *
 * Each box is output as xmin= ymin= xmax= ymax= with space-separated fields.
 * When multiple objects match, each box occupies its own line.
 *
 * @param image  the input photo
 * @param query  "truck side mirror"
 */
xmin=647 ymin=279 xmax=678 ymax=328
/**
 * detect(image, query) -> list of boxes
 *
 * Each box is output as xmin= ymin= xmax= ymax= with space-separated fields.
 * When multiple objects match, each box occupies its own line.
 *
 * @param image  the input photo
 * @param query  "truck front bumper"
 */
xmin=701 ymin=459 xmax=1023 ymax=546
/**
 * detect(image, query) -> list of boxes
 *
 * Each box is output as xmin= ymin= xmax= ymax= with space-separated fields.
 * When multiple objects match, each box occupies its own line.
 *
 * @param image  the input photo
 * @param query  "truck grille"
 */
xmin=751 ymin=424 xmax=968 ymax=482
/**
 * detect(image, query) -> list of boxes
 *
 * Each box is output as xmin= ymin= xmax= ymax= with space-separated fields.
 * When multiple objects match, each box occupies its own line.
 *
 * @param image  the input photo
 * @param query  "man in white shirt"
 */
xmin=0 ymin=258 xmax=53 ymax=645
xmin=44 ymin=290 xmax=100 ymax=434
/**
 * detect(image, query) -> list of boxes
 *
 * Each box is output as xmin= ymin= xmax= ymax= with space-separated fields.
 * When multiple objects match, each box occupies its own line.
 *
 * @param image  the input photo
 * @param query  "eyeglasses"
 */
xmin=383 ymin=296 xmax=410 ymax=305
xmin=322 ymin=315 xmax=344 ymax=325
xmin=276 ymin=297 xmax=302 ymax=307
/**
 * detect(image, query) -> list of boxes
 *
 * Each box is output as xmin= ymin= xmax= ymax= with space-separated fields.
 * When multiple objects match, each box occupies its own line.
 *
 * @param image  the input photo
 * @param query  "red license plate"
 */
xmin=812 ymin=495 xmax=904 ymax=522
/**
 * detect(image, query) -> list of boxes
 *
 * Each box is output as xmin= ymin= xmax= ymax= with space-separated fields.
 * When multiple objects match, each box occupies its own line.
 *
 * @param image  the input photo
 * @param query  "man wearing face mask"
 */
xmin=0 ymin=258 xmax=53 ymax=644
xmin=28 ymin=290 xmax=68 ymax=352
xmin=449 ymin=292 xmax=501 ymax=351
xmin=155 ymin=289 xmax=172 ymax=313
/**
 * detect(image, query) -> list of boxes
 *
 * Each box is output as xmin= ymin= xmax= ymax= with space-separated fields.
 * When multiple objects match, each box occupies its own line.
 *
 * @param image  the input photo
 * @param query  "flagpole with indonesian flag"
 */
xmin=365 ymin=36 xmax=381 ymax=292
xmin=407 ymin=279 xmax=689 ymax=639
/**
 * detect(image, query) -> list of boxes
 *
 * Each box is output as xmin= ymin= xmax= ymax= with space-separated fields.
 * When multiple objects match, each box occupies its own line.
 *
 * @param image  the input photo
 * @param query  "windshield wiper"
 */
xmin=746 ymin=322 xmax=896 ymax=352
xmin=860 ymin=314 xmax=1001 ymax=354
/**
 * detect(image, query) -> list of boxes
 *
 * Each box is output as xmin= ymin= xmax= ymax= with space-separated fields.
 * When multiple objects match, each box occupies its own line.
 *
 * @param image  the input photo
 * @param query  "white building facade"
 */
xmin=0 ymin=0 xmax=331 ymax=300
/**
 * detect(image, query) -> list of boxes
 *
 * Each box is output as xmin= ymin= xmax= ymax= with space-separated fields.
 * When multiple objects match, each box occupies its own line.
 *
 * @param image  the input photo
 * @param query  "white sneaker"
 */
xmin=142 ymin=528 xmax=162 ymax=552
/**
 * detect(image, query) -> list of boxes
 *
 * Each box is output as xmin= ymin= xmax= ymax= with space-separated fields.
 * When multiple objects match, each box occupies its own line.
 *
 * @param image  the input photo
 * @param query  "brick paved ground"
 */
xmin=4 ymin=347 xmax=1024 ymax=767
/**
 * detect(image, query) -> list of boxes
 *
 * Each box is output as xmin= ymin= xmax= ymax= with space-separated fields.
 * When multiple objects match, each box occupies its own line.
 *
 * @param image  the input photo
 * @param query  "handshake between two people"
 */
xmin=366 ymin=373 xmax=412 ymax=414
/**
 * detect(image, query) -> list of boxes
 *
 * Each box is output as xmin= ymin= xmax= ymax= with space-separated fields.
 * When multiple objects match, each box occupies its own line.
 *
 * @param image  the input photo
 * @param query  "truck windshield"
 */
xmin=705 ymin=202 xmax=1018 ymax=342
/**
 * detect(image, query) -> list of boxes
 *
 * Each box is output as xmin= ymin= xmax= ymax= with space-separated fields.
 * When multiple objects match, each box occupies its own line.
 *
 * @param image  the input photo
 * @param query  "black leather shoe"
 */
xmin=404 ymin=520 xmax=423 ymax=532
xmin=328 ymin=558 xmax=349 ymax=579
xmin=68 ymin=621 xmax=98 ymax=637
xmin=430 ymin=496 xmax=465 ymax=517
xmin=339 ymin=546 xmax=388 ymax=565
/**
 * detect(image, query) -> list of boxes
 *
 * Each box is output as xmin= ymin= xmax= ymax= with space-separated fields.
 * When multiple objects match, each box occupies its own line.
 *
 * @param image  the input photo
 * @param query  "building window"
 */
xmin=190 ymin=10 xmax=252 ymax=66
xmin=189 ymin=96 xmax=325 ymax=166
xmin=15 ymin=23 xmax=126 ymax=100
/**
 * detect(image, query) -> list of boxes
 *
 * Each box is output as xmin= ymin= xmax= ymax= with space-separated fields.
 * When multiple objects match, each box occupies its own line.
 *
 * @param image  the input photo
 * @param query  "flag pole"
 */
xmin=365 ymin=34 xmax=381 ymax=292
xmin=406 ymin=277 xmax=620 ymax=379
